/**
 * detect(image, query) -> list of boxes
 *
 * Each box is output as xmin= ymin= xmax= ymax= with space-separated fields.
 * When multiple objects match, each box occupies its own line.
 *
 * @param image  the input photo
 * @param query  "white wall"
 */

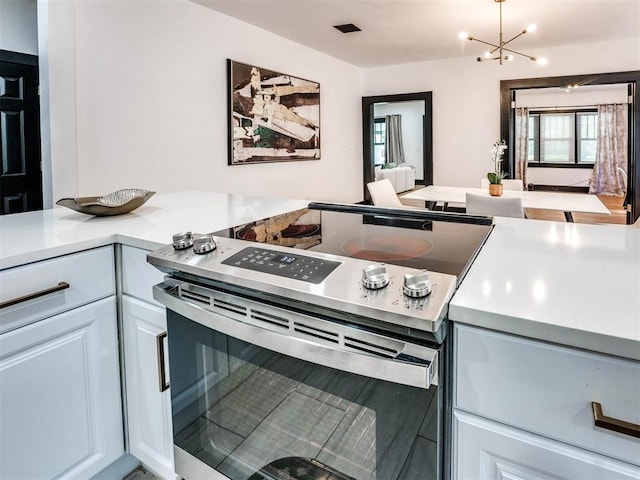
xmin=0 ymin=0 xmax=38 ymax=54
xmin=363 ymin=38 xmax=640 ymax=188
xmin=46 ymin=0 xmax=363 ymax=203
xmin=374 ymin=100 xmax=424 ymax=180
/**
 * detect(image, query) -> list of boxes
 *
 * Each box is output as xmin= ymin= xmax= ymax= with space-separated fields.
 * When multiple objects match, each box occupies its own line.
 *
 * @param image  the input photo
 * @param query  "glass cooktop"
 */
xmin=212 ymin=203 xmax=493 ymax=282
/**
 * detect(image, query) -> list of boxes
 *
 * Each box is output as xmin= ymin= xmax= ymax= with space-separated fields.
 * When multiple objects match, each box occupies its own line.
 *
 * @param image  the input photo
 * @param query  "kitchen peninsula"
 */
xmin=1 ymin=191 xmax=638 ymax=480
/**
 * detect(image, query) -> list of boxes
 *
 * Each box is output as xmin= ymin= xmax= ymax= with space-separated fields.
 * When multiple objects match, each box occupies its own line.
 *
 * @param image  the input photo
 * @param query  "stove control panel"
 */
xmin=221 ymin=247 xmax=341 ymax=284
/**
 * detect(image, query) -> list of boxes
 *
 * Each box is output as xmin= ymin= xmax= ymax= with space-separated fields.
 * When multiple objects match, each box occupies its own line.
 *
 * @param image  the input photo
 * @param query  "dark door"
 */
xmin=0 ymin=50 xmax=42 ymax=215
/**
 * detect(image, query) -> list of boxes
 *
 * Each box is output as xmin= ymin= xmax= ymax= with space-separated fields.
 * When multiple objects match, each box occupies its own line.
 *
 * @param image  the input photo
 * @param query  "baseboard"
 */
xmin=528 ymin=184 xmax=589 ymax=193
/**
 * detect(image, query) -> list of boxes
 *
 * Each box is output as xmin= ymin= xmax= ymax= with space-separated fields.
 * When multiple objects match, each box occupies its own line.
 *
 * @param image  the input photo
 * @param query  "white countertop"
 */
xmin=449 ymin=217 xmax=640 ymax=360
xmin=2 ymin=191 xmax=639 ymax=361
xmin=0 ymin=191 xmax=307 ymax=270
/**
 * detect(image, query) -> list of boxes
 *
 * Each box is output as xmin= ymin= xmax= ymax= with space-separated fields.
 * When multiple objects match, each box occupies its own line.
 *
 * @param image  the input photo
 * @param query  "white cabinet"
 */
xmin=121 ymin=245 xmax=175 ymax=479
xmin=0 ymin=246 xmax=115 ymax=334
xmin=453 ymin=324 xmax=640 ymax=479
xmin=454 ymin=410 xmax=640 ymax=480
xmin=0 ymin=297 xmax=123 ymax=480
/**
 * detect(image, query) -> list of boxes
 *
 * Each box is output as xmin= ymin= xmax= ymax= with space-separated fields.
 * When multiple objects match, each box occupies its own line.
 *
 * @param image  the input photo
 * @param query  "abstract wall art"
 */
xmin=227 ymin=59 xmax=321 ymax=165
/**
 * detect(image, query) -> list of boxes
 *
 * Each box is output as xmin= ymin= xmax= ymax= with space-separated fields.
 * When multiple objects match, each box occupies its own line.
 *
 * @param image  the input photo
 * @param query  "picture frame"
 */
xmin=227 ymin=59 xmax=321 ymax=165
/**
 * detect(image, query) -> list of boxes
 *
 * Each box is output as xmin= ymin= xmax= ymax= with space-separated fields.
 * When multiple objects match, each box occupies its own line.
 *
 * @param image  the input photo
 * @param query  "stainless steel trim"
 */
xmin=156 ymin=331 xmax=170 ymax=392
xmin=592 ymin=402 xmax=640 ymax=439
xmin=154 ymin=281 xmax=438 ymax=389
xmin=0 ymin=281 xmax=70 ymax=309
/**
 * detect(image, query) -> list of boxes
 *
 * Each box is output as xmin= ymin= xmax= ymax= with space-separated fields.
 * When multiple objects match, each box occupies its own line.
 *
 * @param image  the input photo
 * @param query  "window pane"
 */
xmin=527 ymin=115 xmax=538 ymax=162
xmin=579 ymin=139 xmax=597 ymax=163
xmin=373 ymin=121 xmax=386 ymax=145
xmin=577 ymin=112 xmax=598 ymax=163
xmin=540 ymin=113 xmax=575 ymax=163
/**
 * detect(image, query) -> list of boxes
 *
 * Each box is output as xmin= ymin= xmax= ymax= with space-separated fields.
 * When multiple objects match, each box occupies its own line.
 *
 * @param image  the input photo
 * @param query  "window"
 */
xmin=373 ymin=118 xmax=386 ymax=165
xmin=527 ymin=110 xmax=597 ymax=167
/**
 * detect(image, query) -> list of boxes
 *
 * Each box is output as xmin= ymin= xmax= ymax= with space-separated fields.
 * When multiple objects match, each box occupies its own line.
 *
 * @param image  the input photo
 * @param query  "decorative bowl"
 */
xmin=56 ymin=189 xmax=155 ymax=216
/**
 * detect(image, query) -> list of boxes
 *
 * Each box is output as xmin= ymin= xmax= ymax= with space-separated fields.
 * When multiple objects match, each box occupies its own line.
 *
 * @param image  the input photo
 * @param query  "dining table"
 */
xmin=401 ymin=185 xmax=610 ymax=222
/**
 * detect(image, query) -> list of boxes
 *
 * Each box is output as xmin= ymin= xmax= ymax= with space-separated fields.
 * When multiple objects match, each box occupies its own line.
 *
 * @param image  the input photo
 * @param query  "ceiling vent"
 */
xmin=333 ymin=23 xmax=361 ymax=34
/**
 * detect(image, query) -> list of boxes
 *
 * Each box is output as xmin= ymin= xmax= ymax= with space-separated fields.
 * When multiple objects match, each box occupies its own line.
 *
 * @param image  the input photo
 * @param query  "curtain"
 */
xmin=385 ymin=114 xmax=405 ymax=165
xmin=514 ymin=107 xmax=529 ymax=187
xmin=589 ymin=104 xmax=627 ymax=196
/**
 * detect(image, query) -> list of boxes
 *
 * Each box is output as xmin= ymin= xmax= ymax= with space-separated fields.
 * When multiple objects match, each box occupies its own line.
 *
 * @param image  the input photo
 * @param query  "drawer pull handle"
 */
xmin=0 ymin=281 xmax=70 ymax=309
xmin=592 ymin=402 xmax=640 ymax=439
xmin=156 ymin=331 xmax=170 ymax=392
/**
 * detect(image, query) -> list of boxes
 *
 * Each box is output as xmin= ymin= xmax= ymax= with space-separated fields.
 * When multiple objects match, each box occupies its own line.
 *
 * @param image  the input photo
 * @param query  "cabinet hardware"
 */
xmin=592 ymin=402 xmax=640 ymax=438
xmin=0 ymin=282 xmax=70 ymax=309
xmin=156 ymin=331 xmax=170 ymax=392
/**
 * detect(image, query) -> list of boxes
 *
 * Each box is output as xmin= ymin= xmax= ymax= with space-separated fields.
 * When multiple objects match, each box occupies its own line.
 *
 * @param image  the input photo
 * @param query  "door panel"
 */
xmin=0 ymin=52 xmax=42 ymax=215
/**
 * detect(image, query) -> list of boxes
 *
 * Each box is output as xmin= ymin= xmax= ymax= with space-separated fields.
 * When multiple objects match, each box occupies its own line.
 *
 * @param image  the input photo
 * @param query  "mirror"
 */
xmin=362 ymin=92 xmax=433 ymax=203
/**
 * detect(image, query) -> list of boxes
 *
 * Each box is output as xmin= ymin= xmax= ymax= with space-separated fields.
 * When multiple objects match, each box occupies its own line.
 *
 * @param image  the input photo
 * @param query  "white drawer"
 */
xmin=121 ymin=245 xmax=165 ymax=306
xmin=453 ymin=410 xmax=640 ymax=480
xmin=455 ymin=324 xmax=640 ymax=466
xmin=0 ymin=246 xmax=115 ymax=334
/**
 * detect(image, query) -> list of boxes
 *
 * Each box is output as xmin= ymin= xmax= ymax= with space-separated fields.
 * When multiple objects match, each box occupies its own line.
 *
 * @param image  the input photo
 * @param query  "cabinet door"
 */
xmin=123 ymin=295 xmax=176 ymax=479
xmin=453 ymin=410 xmax=640 ymax=480
xmin=0 ymin=297 xmax=123 ymax=480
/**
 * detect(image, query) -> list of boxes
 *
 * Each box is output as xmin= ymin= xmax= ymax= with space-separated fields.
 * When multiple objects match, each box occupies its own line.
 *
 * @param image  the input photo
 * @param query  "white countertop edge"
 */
xmin=0 ymin=235 xmax=118 ymax=270
xmin=449 ymin=304 xmax=640 ymax=361
xmin=114 ymin=234 xmax=165 ymax=253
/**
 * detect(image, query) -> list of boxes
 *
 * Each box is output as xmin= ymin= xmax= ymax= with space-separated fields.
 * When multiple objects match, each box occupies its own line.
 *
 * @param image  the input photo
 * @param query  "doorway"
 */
xmin=0 ymin=50 xmax=42 ymax=214
xmin=500 ymin=71 xmax=640 ymax=224
xmin=362 ymin=92 xmax=433 ymax=203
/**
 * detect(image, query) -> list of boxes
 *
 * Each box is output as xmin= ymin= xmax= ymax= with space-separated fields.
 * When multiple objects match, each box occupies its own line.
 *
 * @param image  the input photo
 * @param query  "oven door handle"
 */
xmin=154 ymin=283 xmax=438 ymax=389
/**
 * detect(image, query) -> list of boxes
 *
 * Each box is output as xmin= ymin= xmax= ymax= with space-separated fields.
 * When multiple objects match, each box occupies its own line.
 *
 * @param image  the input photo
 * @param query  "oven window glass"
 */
xmin=168 ymin=310 xmax=441 ymax=480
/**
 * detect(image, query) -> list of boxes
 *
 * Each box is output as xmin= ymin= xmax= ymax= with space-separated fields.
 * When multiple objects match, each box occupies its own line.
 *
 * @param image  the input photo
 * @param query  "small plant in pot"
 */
xmin=488 ymin=140 xmax=508 ymax=196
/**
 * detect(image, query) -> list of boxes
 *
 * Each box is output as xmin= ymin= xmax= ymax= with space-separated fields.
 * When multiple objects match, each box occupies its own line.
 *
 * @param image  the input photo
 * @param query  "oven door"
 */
xmin=155 ymin=281 xmax=444 ymax=480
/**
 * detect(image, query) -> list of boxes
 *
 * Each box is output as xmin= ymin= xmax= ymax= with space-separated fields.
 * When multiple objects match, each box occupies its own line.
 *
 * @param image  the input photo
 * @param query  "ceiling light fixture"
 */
xmin=459 ymin=0 xmax=547 ymax=65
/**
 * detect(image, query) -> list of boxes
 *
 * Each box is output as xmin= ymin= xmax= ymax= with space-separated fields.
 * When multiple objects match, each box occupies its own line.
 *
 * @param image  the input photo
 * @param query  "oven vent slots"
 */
xmin=180 ymin=289 xmax=210 ymax=306
xmin=212 ymin=297 xmax=247 ymax=316
xmin=250 ymin=309 xmax=289 ymax=330
xmin=293 ymin=321 xmax=339 ymax=344
xmin=344 ymin=336 xmax=399 ymax=359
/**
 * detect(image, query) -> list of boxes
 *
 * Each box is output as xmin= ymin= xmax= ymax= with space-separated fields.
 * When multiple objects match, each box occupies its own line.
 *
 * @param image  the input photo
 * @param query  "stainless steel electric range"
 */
xmin=147 ymin=203 xmax=493 ymax=480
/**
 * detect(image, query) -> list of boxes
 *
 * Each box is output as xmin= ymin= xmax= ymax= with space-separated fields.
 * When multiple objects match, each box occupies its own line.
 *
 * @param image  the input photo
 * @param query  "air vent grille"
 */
xmin=251 ymin=309 xmax=289 ymax=330
xmin=345 ymin=336 xmax=399 ymax=358
xmin=180 ymin=289 xmax=210 ymax=306
xmin=293 ymin=321 xmax=339 ymax=344
xmin=212 ymin=298 xmax=247 ymax=316
xmin=176 ymin=282 xmax=410 ymax=362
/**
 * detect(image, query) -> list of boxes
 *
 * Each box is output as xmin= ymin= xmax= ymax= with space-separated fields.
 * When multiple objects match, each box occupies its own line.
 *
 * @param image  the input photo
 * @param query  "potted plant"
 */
xmin=488 ymin=140 xmax=508 ymax=196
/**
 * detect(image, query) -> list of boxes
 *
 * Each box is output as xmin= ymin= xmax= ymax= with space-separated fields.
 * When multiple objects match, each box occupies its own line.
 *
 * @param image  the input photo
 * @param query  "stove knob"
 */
xmin=403 ymin=271 xmax=432 ymax=298
xmin=362 ymin=264 xmax=389 ymax=290
xmin=192 ymin=235 xmax=217 ymax=255
xmin=172 ymin=232 xmax=193 ymax=250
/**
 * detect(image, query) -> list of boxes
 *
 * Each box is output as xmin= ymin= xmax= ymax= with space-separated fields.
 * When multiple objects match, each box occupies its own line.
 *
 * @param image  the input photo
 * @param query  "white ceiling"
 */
xmin=192 ymin=0 xmax=640 ymax=67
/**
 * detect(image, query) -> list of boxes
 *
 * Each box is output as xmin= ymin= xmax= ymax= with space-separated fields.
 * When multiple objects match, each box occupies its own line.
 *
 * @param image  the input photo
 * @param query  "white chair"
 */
xmin=367 ymin=179 xmax=405 ymax=207
xmin=466 ymin=193 xmax=525 ymax=218
xmin=480 ymin=178 xmax=524 ymax=191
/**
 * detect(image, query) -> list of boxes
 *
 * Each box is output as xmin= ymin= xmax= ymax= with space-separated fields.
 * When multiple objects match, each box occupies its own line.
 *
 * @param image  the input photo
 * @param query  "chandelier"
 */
xmin=459 ymin=0 xmax=547 ymax=65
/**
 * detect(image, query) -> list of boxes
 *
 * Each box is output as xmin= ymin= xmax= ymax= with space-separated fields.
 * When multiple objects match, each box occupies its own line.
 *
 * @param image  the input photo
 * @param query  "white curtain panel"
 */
xmin=385 ymin=114 xmax=405 ymax=165
xmin=514 ymin=107 xmax=529 ymax=188
xmin=589 ymin=104 xmax=628 ymax=196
